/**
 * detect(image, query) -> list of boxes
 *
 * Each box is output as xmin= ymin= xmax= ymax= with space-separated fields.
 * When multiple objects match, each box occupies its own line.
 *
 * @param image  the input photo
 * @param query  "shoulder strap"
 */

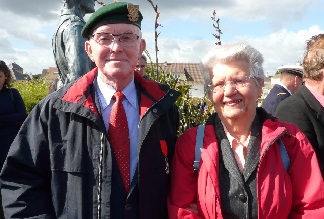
xmin=193 ymin=125 xmax=290 ymax=172
xmin=278 ymin=139 xmax=290 ymax=171
xmin=193 ymin=125 xmax=205 ymax=172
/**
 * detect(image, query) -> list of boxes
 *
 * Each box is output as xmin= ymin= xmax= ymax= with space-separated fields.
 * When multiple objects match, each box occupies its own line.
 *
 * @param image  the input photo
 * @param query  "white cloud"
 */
xmin=0 ymin=0 xmax=323 ymax=75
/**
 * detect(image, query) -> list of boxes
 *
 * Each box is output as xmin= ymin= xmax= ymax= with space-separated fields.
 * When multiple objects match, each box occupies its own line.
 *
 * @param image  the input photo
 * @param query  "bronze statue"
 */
xmin=52 ymin=0 xmax=95 ymax=90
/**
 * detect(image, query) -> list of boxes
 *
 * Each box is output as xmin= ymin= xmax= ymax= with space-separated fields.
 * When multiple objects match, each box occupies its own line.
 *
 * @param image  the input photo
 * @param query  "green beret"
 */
xmin=81 ymin=2 xmax=143 ymax=38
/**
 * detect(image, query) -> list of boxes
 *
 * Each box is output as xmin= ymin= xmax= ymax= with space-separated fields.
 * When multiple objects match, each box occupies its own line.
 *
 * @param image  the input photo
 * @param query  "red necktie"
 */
xmin=108 ymin=92 xmax=130 ymax=192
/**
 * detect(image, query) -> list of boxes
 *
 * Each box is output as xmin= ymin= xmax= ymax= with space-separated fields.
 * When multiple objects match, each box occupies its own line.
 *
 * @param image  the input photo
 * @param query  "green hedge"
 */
xmin=13 ymin=79 xmax=50 ymax=114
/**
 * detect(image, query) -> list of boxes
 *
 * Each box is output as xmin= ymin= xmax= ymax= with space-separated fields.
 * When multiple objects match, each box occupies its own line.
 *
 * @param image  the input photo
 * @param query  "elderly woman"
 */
xmin=168 ymin=42 xmax=324 ymax=219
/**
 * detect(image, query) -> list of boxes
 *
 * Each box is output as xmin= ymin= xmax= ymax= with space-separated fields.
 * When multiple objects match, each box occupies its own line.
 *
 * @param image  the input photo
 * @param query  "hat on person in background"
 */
xmin=278 ymin=64 xmax=303 ymax=78
xmin=81 ymin=1 xmax=143 ymax=38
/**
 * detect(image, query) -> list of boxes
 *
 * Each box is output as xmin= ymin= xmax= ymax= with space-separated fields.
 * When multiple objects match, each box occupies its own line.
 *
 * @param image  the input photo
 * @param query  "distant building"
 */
xmin=155 ymin=62 xmax=205 ymax=97
xmin=42 ymin=63 xmax=206 ymax=97
xmin=8 ymin=63 xmax=26 ymax=80
xmin=42 ymin=67 xmax=59 ymax=83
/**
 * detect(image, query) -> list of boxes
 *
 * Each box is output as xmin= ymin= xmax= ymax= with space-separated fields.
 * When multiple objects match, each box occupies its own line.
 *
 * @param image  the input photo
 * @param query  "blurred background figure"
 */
xmin=0 ymin=60 xmax=27 ymax=219
xmin=276 ymin=33 xmax=324 ymax=178
xmin=196 ymin=97 xmax=206 ymax=113
xmin=135 ymin=54 xmax=148 ymax=78
xmin=261 ymin=64 xmax=303 ymax=116
xmin=52 ymin=0 xmax=95 ymax=91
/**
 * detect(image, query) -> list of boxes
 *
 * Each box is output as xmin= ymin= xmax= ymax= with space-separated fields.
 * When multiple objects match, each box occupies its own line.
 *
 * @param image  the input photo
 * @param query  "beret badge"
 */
xmin=127 ymin=4 xmax=139 ymax=22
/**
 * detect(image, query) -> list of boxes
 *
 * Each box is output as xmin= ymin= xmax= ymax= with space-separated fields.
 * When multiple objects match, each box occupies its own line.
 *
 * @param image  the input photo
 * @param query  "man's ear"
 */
xmin=139 ymin=39 xmax=146 ymax=57
xmin=85 ymin=40 xmax=94 ymax=62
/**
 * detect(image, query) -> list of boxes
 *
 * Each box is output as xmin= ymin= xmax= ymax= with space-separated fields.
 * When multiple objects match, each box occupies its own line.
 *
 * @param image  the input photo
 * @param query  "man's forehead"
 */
xmin=92 ymin=24 xmax=140 ymax=34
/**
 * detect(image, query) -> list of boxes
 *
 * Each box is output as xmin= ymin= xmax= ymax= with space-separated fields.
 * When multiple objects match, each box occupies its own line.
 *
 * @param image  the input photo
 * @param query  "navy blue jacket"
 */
xmin=0 ymin=87 xmax=27 ymax=169
xmin=261 ymin=84 xmax=290 ymax=116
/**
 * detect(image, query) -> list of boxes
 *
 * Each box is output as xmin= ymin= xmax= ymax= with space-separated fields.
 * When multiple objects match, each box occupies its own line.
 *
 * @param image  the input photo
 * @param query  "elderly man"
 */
xmin=0 ymin=2 xmax=180 ymax=219
xmin=261 ymin=64 xmax=303 ymax=116
xmin=276 ymin=34 xmax=324 ymax=178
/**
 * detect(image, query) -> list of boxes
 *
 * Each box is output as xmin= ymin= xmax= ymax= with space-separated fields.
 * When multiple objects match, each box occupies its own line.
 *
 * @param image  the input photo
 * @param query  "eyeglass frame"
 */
xmin=90 ymin=32 xmax=140 ymax=47
xmin=208 ymin=75 xmax=259 ymax=93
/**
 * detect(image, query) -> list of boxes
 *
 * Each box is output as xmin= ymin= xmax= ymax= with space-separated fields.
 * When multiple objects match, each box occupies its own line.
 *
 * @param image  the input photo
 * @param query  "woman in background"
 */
xmin=0 ymin=60 xmax=27 ymax=168
xmin=168 ymin=42 xmax=324 ymax=218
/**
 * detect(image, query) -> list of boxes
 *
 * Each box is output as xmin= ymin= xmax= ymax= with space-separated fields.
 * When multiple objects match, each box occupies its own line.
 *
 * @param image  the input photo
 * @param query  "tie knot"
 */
xmin=114 ymin=91 xmax=125 ymax=101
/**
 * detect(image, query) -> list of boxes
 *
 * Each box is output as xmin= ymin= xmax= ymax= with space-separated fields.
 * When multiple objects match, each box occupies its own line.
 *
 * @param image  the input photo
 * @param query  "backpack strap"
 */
xmin=193 ymin=125 xmax=205 ymax=172
xmin=278 ymin=139 xmax=290 ymax=171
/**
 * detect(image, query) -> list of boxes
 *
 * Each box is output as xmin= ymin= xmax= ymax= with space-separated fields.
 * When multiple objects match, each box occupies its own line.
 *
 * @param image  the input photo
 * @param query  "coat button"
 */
xmin=124 ymin=204 xmax=132 ymax=211
xmin=153 ymin=109 xmax=157 ymax=113
xmin=239 ymin=193 xmax=247 ymax=203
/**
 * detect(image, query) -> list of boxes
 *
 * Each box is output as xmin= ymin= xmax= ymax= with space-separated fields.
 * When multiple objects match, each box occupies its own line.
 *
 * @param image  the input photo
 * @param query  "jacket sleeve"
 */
xmin=168 ymin=127 xmax=202 ymax=219
xmin=0 ymin=104 xmax=56 ymax=218
xmin=287 ymin=127 xmax=324 ymax=218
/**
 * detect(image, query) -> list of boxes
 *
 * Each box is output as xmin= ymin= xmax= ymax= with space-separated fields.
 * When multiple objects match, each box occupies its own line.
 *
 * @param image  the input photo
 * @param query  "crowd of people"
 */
xmin=0 ymin=1 xmax=324 ymax=219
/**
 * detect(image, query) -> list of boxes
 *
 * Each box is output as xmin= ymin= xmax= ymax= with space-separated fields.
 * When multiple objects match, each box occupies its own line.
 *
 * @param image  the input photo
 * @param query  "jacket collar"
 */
xmin=59 ymin=68 xmax=178 ymax=117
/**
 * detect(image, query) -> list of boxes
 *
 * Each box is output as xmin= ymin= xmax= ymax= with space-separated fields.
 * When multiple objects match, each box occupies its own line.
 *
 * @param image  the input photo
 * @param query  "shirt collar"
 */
xmin=96 ymin=75 xmax=138 ymax=109
xmin=222 ymin=122 xmax=250 ymax=148
xmin=278 ymin=82 xmax=292 ymax=95
xmin=305 ymin=83 xmax=324 ymax=107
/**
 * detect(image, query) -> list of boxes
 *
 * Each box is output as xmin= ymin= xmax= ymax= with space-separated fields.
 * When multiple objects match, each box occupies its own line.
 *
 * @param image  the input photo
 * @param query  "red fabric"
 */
xmin=168 ymin=120 xmax=324 ymax=219
xmin=108 ymin=92 xmax=130 ymax=193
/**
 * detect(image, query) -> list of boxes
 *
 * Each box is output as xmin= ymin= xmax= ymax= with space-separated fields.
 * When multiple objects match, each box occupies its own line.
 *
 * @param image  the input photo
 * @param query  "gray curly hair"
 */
xmin=201 ymin=42 xmax=265 ymax=97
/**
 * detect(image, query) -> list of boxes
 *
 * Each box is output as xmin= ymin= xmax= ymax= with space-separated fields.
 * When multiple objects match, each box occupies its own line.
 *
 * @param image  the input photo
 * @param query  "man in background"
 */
xmin=261 ymin=64 xmax=303 ymax=116
xmin=135 ymin=54 xmax=147 ymax=78
xmin=276 ymin=34 xmax=324 ymax=178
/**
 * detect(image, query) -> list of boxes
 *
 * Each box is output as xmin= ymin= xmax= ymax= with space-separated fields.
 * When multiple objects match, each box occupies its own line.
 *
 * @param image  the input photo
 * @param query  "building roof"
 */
xmin=8 ymin=63 xmax=25 ymax=80
xmin=156 ymin=62 xmax=204 ymax=84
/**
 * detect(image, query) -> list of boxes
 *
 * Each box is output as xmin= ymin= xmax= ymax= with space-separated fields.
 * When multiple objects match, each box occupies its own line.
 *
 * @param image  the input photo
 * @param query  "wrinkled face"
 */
xmin=0 ymin=71 xmax=6 ymax=89
xmin=85 ymin=23 xmax=146 ymax=85
xmin=80 ymin=0 xmax=95 ymax=13
xmin=135 ymin=57 xmax=146 ymax=77
xmin=209 ymin=60 xmax=262 ymax=122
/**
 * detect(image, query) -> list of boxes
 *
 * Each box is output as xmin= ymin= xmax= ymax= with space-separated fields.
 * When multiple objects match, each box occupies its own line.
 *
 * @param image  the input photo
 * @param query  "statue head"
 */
xmin=62 ymin=0 xmax=95 ymax=14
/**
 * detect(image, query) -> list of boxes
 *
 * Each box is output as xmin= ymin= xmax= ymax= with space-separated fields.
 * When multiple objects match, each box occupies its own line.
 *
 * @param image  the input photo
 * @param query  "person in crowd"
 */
xmin=0 ymin=60 xmax=27 ymax=169
xmin=0 ymin=60 xmax=27 ymax=219
xmin=276 ymin=33 xmax=324 ymax=178
xmin=0 ymin=2 xmax=180 ymax=219
xmin=135 ymin=54 xmax=148 ymax=78
xmin=261 ymin=64 xmax=303 ymax=116
xmin=52 ymin=0 xmax=95 ymax=90
xmin=197 ymin=98 xmax=207 ymax=113
xmin=168 ymin=42 xmax=324 ymax=219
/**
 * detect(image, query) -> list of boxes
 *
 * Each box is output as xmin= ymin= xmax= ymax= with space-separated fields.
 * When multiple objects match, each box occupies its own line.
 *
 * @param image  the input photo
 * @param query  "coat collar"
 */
xmin=59 ymin=68 xmax=179 ymax=118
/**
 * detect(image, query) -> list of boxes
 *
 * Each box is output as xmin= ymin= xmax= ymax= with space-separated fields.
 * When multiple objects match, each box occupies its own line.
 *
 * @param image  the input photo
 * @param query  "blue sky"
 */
xmin=0 ymin=0 xmax=323 ymax=76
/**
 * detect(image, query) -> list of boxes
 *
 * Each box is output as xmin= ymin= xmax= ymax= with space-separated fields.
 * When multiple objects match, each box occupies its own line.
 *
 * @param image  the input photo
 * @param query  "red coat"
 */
xmin=168 ymin=117 xmax=324 ymax=219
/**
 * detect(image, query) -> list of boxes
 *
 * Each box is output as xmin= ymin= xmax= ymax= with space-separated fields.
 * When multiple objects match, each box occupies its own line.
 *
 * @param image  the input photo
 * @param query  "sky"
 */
xmin=0 ymin=0 xmax=323 ymax=76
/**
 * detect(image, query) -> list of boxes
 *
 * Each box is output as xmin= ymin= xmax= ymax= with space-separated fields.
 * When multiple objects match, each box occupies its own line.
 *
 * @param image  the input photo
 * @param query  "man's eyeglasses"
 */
xmin=91 ymin=32 xmax=139 ymax=47
xmin=208 ymin=75 xmax=256 ymax=93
